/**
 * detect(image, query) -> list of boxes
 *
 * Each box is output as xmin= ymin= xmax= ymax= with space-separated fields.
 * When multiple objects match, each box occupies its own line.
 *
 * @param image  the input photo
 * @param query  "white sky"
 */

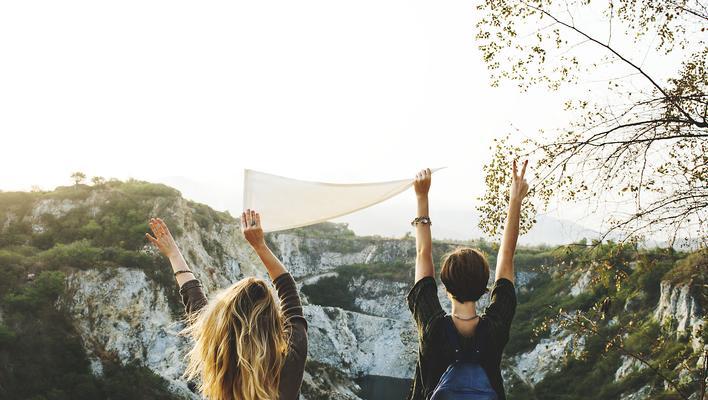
xmin=0 ymin=0 xmax=684 ymax=241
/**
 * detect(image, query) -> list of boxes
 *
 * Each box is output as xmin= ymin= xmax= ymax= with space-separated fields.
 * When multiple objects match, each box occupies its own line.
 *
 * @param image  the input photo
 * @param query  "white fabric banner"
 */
xmin=243 ymin=169 xmax=442 ymax=232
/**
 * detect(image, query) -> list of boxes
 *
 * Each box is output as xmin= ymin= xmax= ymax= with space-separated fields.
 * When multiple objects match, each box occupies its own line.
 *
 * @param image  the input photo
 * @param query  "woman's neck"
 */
xmin=451 ymin=299 xmax=477 ymax=318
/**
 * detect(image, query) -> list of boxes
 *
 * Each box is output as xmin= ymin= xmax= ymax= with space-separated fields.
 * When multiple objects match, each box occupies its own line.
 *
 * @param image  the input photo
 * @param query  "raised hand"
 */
xmin=413 ymin=168 xmax=434 ymax=282
xmin=414 ymin=168 xmax=432 ymax=198
xmin=241 ymin=209 xmax=265 ymax=249
xmin=146 ymin=218 xmax=180 ymax=259
xmin=510 ymin=160 xmax=530 ymax=204
xmin=241 ymin=210 xmax=287 ymax=279
xmin=495 ymin=159 xmax=530 ymax=283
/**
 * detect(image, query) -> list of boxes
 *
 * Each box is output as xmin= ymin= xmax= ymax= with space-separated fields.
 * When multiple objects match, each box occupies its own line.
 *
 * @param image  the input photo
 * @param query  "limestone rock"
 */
xmin=655 ymin=280 xmax=705 ymax=351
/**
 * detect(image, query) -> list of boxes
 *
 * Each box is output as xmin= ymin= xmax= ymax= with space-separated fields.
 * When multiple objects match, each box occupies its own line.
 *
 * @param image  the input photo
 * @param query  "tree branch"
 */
xmin=519 ymin=0 xmax=706 ymax=128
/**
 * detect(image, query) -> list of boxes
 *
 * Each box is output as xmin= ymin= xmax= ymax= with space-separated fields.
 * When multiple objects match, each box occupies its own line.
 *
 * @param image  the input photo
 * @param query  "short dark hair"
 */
xmin=440 ymin=248 xmax=490 ymax=302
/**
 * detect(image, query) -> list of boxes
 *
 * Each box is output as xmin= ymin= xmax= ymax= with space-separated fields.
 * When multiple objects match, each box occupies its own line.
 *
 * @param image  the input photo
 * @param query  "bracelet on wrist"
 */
xmin=173 ymin=270 xmax=193 ymax=277
xmin=411 ymin=216 xmax=432 ymax=226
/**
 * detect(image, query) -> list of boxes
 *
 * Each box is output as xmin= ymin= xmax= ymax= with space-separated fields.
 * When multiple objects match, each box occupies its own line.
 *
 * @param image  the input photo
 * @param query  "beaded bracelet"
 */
xmin=411 ymin=216 xmax=432 ymax=226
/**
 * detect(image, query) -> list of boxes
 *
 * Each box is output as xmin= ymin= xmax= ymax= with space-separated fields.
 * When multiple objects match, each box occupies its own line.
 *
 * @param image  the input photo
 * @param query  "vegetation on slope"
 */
xmin=0 ymin=180 xmax=704 ymax=400
xmin=507 ymin=244 xmax=705 ymax=400
xmin=0 ymin=270 xmax=179 ymax=400
xmin=300 ymin=237 xmax=705 ymax=399
xmin=0 ymin=179 xmax=229 ymax=400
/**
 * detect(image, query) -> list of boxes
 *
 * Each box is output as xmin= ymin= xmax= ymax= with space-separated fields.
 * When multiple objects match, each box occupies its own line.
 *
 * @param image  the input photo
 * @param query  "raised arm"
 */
xmin=413 ymin=168 xmax=434 ymax=283
xmin=241 ymin=209 xmax=287 ymax=281
xmin=146 ymin=218 xmax=196 ymax=287
xmin=495 ymin=160 xmax=529 ymax=283
xmin=243 ymin=210 xmax=307 ymax=399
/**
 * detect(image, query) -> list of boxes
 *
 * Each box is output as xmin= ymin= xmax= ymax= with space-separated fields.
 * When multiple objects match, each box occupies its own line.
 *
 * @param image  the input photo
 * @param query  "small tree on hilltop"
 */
xmin=91 ymin=176 xmax=106 ymax=186
xmin=70 ymin=172 xmax=86 ymax=186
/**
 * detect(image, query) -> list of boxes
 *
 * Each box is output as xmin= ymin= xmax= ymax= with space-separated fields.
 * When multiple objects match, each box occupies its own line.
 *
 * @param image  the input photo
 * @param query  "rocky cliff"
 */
xmin=22 ymin=190 xmax=421 ymax=399
xmin=0 ymin=182 xmax=704 ymax=400
xmin=655 ymin=280 xmax=705 ymax=352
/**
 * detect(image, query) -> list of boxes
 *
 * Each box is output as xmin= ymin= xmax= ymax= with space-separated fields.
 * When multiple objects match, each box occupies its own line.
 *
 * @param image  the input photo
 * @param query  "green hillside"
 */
xmin=0 ymin=180 xmax=226 ymax=400
xmin=0 ymin=181 xmax=704 ymax=400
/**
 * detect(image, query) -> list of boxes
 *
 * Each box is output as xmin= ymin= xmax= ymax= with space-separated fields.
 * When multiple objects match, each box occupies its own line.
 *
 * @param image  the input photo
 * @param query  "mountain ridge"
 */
xmin=0 ymin=179 xmax=704 ymax=400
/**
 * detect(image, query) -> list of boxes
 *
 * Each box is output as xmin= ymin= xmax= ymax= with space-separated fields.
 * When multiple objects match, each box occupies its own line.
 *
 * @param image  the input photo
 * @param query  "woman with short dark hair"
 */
xmin=407 ymin=162 xmax=529 ymax=400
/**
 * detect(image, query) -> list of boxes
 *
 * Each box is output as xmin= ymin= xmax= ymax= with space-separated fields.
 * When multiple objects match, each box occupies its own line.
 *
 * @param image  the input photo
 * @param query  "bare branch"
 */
xmin=518 ymin=0 xmax=706 ymax=128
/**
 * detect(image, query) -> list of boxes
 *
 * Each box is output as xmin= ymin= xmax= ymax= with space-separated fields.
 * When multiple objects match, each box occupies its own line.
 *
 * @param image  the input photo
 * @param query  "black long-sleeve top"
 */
xmin=179 ymin=273 xmax=308 ymax=400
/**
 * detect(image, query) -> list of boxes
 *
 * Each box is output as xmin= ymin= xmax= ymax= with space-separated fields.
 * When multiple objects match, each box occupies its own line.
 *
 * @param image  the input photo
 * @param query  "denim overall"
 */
xmin=429 ymin=317 xmax=498 ymax=400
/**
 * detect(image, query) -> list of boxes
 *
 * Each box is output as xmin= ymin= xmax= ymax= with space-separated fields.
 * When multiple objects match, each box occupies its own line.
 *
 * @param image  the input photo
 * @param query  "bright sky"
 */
xmin=0 ymin=0 xmax=679 ymax=241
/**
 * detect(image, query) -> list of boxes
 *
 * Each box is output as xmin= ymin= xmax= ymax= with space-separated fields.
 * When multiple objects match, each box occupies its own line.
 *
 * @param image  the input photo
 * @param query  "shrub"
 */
xmin=119 ymin=180 xmax=181 ymax=198
xmin=3 ymin=270 xmax=66 ymax=311
xmin=100 ymin=362 xmax=177 ymax=400
xmin=301 ymin=275 xmax=357 ymax=310
xmin=39 ymin=240 xmax=101 ymax=269
xmin=46 ymin=184 xmax=93 ymax=201
xmin=0 ymin=249 xmax=25 ymax=267
xmin=0 ymin=323 xmax=16 ymax=346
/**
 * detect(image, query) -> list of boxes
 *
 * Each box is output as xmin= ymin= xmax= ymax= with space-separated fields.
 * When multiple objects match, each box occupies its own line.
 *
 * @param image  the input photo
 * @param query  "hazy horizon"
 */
xmin=1 ymin=0 xmax=687 ymax=244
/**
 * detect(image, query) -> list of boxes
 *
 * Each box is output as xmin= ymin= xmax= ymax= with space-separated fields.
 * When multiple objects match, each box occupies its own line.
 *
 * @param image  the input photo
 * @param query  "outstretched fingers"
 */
xmin=416 ymin=169 xmax=431 ymax=181
xmin=147 ymin=218 xmax=173 ymax=244
xmin=520 ymin=160 xmax=528 ymax=179
xmin=145 ymin=232 xmax=158 ymax=246
xmin=241 ymin=209 xmax=262 ymax=230
xmin=157 ymin=218 xmax=170 ymax=238
xmin=148 ymin=218 xmax=160 ymax=237
xmin=243 ymin=209 xmax=259 ymax=228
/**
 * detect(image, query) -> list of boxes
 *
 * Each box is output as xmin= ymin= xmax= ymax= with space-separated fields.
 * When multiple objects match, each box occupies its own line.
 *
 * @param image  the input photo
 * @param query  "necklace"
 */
xmin=452 ymin=313 xmax=480 ymax=321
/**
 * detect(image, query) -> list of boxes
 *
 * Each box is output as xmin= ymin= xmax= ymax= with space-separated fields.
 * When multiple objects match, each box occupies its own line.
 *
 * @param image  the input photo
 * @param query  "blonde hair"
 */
xmin=183 ymin=277 xmax=289 ymax=400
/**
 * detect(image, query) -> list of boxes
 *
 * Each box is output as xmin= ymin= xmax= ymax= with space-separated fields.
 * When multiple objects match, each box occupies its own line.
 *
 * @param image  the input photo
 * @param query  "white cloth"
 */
xmin=243 ymin=169 xmax=442 ymax=232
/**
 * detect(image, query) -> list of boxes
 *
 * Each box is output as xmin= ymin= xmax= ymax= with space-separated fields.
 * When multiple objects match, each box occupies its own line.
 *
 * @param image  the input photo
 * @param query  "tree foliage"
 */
xmin=0 ymin=180 xmax=193 ymax=399
xmin=476 ymin=0 xmax=707 ymax=245
xmin=510 ymin=244 xmax=706 ymax=399
xmin=70 ymin=171 xmax=86 ymax=186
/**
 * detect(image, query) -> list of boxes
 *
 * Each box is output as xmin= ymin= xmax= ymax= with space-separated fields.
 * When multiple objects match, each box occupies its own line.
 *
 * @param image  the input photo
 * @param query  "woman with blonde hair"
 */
xmin=146 ymin=209 xmax=307 ymax=400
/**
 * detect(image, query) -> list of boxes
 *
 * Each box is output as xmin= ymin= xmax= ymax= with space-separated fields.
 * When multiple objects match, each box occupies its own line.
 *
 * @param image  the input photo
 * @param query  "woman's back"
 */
xmin=406 ymin=276 xmax=517 ymax=400
xmin=147 ymin=211 xmax=308 ymax=400
xmin=180 ymin=273 xmax=307 ymax=400
xmin=451 ymin=317 xmax=481 ymax=338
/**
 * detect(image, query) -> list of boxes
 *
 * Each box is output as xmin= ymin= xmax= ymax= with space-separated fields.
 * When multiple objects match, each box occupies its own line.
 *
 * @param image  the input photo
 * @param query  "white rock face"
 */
xmin=516 ymin=270 xmax=537 ymax=287
xmin=511 ymin=325 xmax=585 ymax=386
xmin=270 ymin=233 xmax=415 ymax=279
xmin=614 ymin=356 xmax=646 ymax=381
xmin=30 ymin=197 xmax=81 ymax=219
xmin=654 ymin=280 xmax=705 ymax=351
xmin=305 ymin=305 xmax=417 ymax=379
xmin=570 ymin=269 xmax=593 ymax=296
xmin=63 ymin=267 xmax=197 ymax=399
xmin=89 ymin=357 xmax=104 ymax=377
xmin=349 ymin=277 xmax=411 ymax=320
xmin=620 ymin=385 xmax=651 ymax=400
xmin=300 ymin=369 xmax=363 ymax=400
xmin=301 ymin=272 xmax=340 ymax=286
